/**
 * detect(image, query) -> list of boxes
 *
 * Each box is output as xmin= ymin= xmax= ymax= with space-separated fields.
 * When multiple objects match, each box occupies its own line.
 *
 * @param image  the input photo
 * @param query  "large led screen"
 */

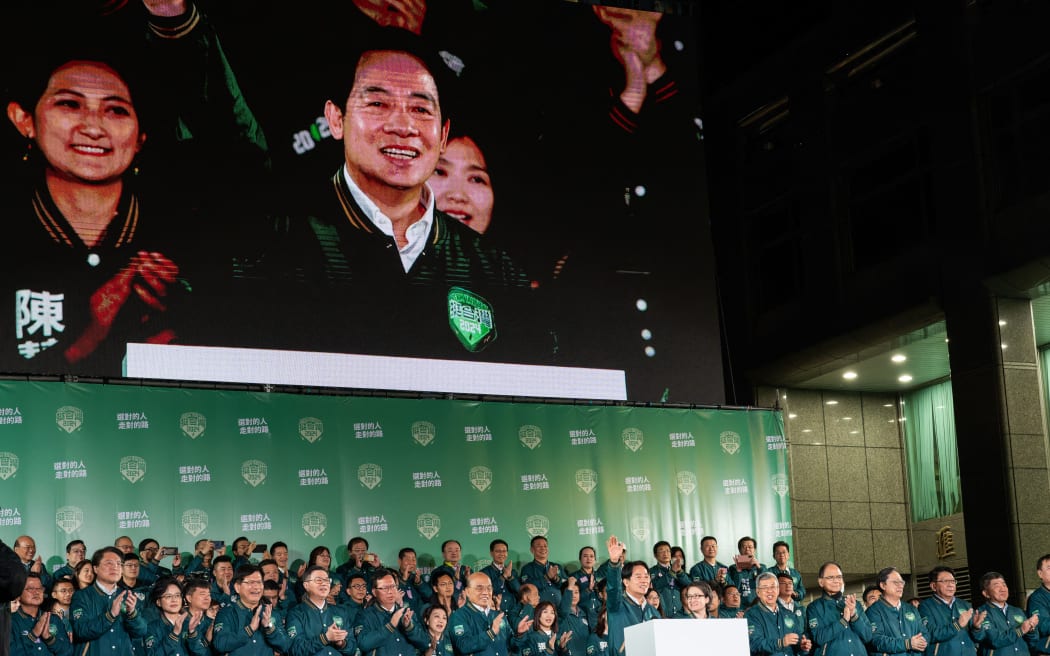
xmin=0 ymin=0 xmax=720 ymax=403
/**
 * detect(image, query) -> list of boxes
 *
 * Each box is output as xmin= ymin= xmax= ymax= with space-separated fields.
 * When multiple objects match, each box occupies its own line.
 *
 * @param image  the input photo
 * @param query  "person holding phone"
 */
xmin=285 ymin=565 xmax=356 ymax=656
xmin=728 ymin=536 xmax=765 ymax=607
xmin=689 ymin=536 xmax=729 ymax=589
xmin=335 ymin=538 xmax=378 ymax=587
xmin=136 ymin=540 xmax=179 ymax=588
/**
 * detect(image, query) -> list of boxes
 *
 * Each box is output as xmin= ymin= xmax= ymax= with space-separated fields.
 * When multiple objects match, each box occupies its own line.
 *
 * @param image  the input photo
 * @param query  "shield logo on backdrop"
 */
xmin=575 ymin=469 xmax=598 ymax=494
xmin=241 ymin=460 xmax=267 ymax=487
xmin=0 ymin=452 xmax=18 ymax=480
xmin=298 ymin=417 xmax=324 ymax=443
xmin=519 ymin=425 xmax=542 ymax=450
xmin=55 ymin=506 xmax=83 ymax=535
xmin=412 ymin=421 xmax=436 ymax=447
xmin=120 ymin=456 xmax=147 ymax=484
xmin=417 ymin=513 xmax=441 ymax=540
xmin=676 ymin=471 xmax=697 ymax=495
xmin=631 ymin=516 xmax=651 ymax=542
xmin=358 ymin=463 xmax=382 ymax=490
xmin=302 ymin=512 xmax=327 ymax=539
xmin=622 ymin=428 xmax=643 ymax=452
xmin=469 ymin=466 xmax=492 ymax=492
xmin=720 ymin=431 xmax=741 ymax=455
xmin=772 ymin=474 xmax=789 ymax=498
xmin=447 ymin=287 xmax=497 ymax=352
xmin=180 ymin=412 xmax=206 ymax=439
xmin=525 ymin=515 xmax=550 ymax=538
xmin=182 ymin=509 xmax=208 ymax=537
xmin=55 ymin=406 xmax=83 ymax=434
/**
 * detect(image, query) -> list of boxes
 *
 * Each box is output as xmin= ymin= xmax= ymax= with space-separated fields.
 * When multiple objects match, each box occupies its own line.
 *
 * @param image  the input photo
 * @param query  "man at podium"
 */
xmin=604 ymin=536 xmax=660 ymax=655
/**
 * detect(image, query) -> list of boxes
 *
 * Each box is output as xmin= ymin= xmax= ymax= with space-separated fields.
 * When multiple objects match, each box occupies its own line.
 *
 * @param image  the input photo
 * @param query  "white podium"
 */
xmin=624 ymin=618 xmax=750 ymax=656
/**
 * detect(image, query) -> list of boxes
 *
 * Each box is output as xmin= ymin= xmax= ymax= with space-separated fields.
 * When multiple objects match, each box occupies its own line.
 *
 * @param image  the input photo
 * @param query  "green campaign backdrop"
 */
xmin=0 ymin=380 xmax=791 ymax=572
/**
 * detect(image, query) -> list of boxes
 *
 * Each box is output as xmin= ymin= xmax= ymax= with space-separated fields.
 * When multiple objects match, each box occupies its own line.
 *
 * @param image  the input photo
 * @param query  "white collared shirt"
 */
xmin=342 ymin=165 xmax=435 ymax=273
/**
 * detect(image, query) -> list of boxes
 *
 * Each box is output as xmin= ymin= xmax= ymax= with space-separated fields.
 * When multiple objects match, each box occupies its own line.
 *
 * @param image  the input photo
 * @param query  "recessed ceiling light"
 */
xmin=825 ymin=400 xmax=838 ymax=406
xmin=842 ymin=416 xmax=852 ymax=421
xmin=883 ymin=403 xmax=893 ymax=408
xmin=849 ymin=430 xmax=859 ymax=434
xmin=788 ymin=413 xmax=797 ymax=419
xmin=898 ymin=374 xmax=913 ymax=383
xmin=998 ymin=319 xmax=1007 ymax=326
xmin=801 ymin=429 xmax=813 ymax=433
xmin=842 ymin=371 xmax=858 ymax=380
xmin=1001 ymin=343 xmax=1008 ymax=350
xmin=891 ymin=354 xmax=906 ymax=363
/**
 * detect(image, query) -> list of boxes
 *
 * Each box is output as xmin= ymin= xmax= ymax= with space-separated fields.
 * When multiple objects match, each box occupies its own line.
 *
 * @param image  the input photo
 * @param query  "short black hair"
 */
xmin=149 ymin=577 xmax=182 ymax=606
xmin=65 ymin=540 xmax=85 ymax=554
xmin=490 ymin=539 xmax=508 ymax=552
xmin=979 ymin=571 xmax=1006 ymax=592
xmin=530 ymin=536 xmax=548 ymax=547
xmin=232 ymin=565 xmax=263 ymax=586
xmin=326 ymin=26 xmax=456 ymax=118
xmin=211 ymin=555 xmax=233 ymax=571
xmin=621 ymin=561 xmax=648 ymax=580
xmin=183 ymin=577 xmax=210 ymax=596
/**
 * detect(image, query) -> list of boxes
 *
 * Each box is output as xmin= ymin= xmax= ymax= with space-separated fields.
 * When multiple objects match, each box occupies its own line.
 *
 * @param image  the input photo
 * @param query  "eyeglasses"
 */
xmin=305 ymin=578 xmax=332 ymax=585
xmin=99 ymin=560 xmax=122 ymax=568
xmin=886 ymin=579 xmax=905 ymax=586
xmin=375 ymin=585 xmax=398 ymax=592
xmin=240 ymin=580 xmax=264 ymax=587
xmin=821 ymin=575 xmax=843 ymax=581
xmin=934 ymin=579 xmax=956 ymax=585
xmin=757 ymin=586 xmax=778 ymax=591
xmin=160 ymin=594 xmax=182 ymax=600
xmin=23 ymin=586 xmax=45 ymax=592
xmin=686 ymin=594 xmax=707 ymax=600
xmin=350 ymin=584 xmax=368 ymax=590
